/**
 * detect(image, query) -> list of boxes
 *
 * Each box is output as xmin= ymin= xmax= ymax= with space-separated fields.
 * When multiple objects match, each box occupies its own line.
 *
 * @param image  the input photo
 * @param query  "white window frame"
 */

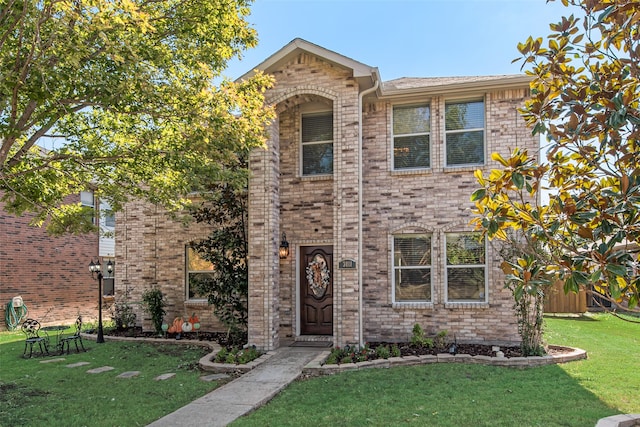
xmin=300 ymin=111 xmax=333 ymax=177
xmin=444 ymin=232 xmax=488 ymax=303
xmin=392 ymin=233 xmax=433 ymax=304
xmin=99 ymin=200 xmax=115 ymax=228
xmin=392 ymin=103 xmax=431 ymax=171
xmin=80 ymin=190 xmax=95 ymax=208
xmin=80 ymin=190 xmax=96 ymax=224
xmin=444 ymin=98 xmax=486 ymax=167
xmin=185 ymin=246 xmax=213 ymax=301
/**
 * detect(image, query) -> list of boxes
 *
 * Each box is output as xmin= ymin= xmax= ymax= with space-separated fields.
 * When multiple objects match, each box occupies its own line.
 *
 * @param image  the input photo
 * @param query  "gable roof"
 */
xmin=238 ymin=38 xmax=381 ymax=90
xmin=239 ymin=38 xmax=531 ymax=97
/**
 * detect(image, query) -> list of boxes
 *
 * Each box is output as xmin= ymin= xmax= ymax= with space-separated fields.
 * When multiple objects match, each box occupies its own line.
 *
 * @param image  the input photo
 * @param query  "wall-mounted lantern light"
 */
xmin=279 ymin=232 xmax=289 ymax=259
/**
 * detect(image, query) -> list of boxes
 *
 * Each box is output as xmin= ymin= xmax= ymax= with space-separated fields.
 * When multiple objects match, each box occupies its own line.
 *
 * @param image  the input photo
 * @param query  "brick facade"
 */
xmin=360 ymin=91 xmax=532 ymax=344
xmin=0 ymin=197 xmax=99 ymax=331
xmin=116 ymin=39 xmax=538 ymax=350
xmin=114 ymin=202 xmax=225 ymax=331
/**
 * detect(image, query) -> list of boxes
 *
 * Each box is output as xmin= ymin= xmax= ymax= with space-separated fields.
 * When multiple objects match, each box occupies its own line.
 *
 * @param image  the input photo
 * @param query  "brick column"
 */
xmin=333 ymin=95 xmax=361 ymax=347
xmin=247 ymin=119 xmax=281 ymax=350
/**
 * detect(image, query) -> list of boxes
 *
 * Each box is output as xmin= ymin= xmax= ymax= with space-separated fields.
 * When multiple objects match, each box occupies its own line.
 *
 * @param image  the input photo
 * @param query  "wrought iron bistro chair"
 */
xmin=21 ymin=318 xmax=49 ymax=358
xmin=59 ymin=316 xmax=86 ymax=354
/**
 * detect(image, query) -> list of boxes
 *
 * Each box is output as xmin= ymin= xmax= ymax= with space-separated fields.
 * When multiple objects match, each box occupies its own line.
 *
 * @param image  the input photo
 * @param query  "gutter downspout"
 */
xmin=358 ymin=79 xmax=379 ymax=347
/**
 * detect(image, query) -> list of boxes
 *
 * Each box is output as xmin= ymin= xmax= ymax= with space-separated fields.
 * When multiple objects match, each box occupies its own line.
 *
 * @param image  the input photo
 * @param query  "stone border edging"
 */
xmin=300 ymin=345 xmax=587 ymax=376
xmin=199 ymin=351 xmax=277 ymax=373
xmin=595 ymin=414 xmax=640 ymax=427
xmin=81 ymin=333 xmax=272 ymax=373
xmin=81 ymin=333 xmax=219 ymax=352
xmin=82 ymin=335 xmax=587 ymax=377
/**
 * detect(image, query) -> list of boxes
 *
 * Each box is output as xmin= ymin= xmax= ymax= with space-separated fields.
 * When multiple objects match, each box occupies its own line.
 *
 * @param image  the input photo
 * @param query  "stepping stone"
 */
xmin=155 ymin=373 xmax=176 ymax=381
xmin=87 ymin=366 xmax=114 ymax=374
xmin=117 ymin=371 xmax=141 ymax=378
xmin=40 ymin=358 xmax=66 ymax=364
xmin=200 ymin=373 xmax=230 ymax=382
xmin=67 ymin=362 xmax=90 ymax=368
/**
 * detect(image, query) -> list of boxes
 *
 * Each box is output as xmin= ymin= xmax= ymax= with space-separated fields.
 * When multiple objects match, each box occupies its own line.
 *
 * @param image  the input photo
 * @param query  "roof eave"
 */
xmin=379 ymin=75 xmax=533 ymax=99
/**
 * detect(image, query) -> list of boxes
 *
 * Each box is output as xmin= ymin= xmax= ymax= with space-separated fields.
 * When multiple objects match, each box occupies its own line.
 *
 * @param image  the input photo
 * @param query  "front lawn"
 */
xmin=0 ymin=333 xmax=222 ymax=427
xmin=231 ymin=313 xmax=639 ymax=427
xmin=2 ymin=313 xmax=637 ymax=426
xmin=544 ymin=313 xmax=640 ymax=413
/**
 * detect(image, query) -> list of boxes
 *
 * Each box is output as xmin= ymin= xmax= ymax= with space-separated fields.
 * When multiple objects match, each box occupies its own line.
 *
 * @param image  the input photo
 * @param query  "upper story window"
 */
xmin=80 ymin=190 xmax=96 ymax=224
xmin=392 ymin=234 xmax=432 ymax=303
xmin=392 ymin=104 xmax=431 ymax=170
xmin=445 ymin=100 xmax=485 ymax=167
xmin=99 ymin=201 xmax=115 ymax=228
xmin=445 ymin=232 xmax=487 ymax=303
xmin=186 ymin=247 xmax=212 ymax=300
xmin=80 ymin=190 xmax=94 ymax=208
xmin=301 ymin=112 xmax=333 ymax=176
xmin=104 ymin=211 xmax=115 ymax=228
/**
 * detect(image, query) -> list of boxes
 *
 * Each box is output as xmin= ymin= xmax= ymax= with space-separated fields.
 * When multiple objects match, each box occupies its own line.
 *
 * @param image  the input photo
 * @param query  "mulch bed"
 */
xmin=102 ymin=327 xmax=530 ymax=357
xmin=100 ymin=327 xmax=246 ymax=347
xmin=388 ymin=342 xmax=523 ymax=358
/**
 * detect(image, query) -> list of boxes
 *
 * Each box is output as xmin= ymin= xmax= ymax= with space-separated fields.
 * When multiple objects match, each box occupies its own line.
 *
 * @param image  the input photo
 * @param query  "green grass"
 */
xmin=0 ymin=333 xmax=222 ymax=427
xmin=545 ymin=313 xmax=640 ymax=413
xmin=2 ymin=314 xmax=638 ymax=427
xmin=231 ymin=313 xmax=639 ymax=427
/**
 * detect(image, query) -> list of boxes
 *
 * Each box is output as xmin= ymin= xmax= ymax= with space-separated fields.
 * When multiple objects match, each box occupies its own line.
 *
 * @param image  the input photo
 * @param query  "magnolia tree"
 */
xmin=472 ymin=0 xmax=640 ymax=320
xmin=0 ymin=0 xmax=273 ymax=234
xmin=189 ymin=168 xmax=248 ymax=337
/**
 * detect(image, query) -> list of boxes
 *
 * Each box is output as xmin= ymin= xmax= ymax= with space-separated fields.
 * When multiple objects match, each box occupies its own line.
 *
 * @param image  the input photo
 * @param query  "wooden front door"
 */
xmin=300 ymin=246 xmax=333 ymax=335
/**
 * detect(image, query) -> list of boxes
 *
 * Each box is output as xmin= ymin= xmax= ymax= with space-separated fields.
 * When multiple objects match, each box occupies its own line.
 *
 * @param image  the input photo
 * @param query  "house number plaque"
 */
xmin=338 ymin=259 xmax=356 ymax=269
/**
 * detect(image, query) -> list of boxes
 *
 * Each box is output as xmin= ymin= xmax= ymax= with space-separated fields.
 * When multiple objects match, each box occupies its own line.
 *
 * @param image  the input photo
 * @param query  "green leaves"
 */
xmin=189 ymin=175 xmax=249 ymax=331
xmin=1 ymin=0 xmax=274 ymax=233
xmin=512 ymin=172 xmax=524 ymax=189
xmin=472 ymin=0 xmax=640 ymax=313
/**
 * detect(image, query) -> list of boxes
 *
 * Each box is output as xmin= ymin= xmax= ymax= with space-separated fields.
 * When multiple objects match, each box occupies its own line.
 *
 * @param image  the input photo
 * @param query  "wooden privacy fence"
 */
xmin=544 ymin=280 xmax=587 ymax=314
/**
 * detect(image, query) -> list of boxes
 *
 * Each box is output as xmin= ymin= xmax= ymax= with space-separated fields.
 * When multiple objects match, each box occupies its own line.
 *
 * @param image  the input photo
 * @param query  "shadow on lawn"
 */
xmin=545 ymin=314 xmax=600 ymax=322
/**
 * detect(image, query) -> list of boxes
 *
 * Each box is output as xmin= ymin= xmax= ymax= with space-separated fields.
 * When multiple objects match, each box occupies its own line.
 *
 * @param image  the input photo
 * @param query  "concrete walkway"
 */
xmin=147 ymin=346 xmax=322 ymax=427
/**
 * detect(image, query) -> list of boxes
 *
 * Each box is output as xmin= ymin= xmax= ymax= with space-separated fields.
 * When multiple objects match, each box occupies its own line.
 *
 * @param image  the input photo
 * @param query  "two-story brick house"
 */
xmin=116 ymin=39 xmax=538 ymax=350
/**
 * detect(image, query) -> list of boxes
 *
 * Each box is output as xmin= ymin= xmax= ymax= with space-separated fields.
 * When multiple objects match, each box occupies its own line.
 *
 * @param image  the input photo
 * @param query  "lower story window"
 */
xmin=446 ymin=232 xmax=486 ymax=302
xmin=393 ymin=234 xmax=432 ymax=302
xmin=186 ymin=247 xmax=213 ymax=300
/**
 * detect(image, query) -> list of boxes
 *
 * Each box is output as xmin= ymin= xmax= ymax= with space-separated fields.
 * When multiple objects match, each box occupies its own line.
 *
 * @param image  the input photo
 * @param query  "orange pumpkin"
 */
xmin=168 ymin=317 xmax=182 ymax=334
xmin=189 ymin=313 xmax=199 ymax=324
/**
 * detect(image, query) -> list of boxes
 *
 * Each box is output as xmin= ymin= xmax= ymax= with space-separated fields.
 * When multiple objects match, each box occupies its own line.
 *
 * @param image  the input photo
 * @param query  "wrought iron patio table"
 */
xmin=41 ymin=325 xmax=67 ymax=353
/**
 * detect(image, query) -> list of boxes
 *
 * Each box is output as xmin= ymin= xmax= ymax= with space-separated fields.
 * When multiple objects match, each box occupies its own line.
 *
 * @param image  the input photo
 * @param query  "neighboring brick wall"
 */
xmin=0 ymin=197 xmax=99 ymax=331
xmin=115 ymin=202 xmax=226 ymax=332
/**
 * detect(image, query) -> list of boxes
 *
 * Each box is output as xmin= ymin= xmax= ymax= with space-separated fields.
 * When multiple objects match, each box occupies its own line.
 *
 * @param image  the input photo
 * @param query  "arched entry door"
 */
xmin=300 ymin=246 xmax=333 ymax=335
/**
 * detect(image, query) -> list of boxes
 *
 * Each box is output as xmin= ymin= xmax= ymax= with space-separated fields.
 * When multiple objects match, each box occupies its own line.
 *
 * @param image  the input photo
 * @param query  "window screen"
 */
xmin=302 ymin=112 xmax=333 ymax=175
xmin=393 ymin=104 xmax=430 ymax=169
xmin=80 ymin=191 xmax=94 ymax=207
xmin=445 ymin=101 xmax=485 ymax=166
xmin=186 ymin=247 xmax=213 ymax=300
xmin=393 ymin=234 xmax=432 ymax=302
xmin=446 ymin=233 xmax=487 ymax=302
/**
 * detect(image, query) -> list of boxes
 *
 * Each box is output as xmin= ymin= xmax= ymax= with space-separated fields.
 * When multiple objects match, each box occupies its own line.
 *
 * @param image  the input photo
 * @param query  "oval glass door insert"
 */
xmin=306 ymin=254 xmax=330 ymax=298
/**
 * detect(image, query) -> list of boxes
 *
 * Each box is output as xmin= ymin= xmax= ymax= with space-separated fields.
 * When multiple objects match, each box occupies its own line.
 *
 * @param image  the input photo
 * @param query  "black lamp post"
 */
xmin=89 ymin=259 xmax=113 ymax=343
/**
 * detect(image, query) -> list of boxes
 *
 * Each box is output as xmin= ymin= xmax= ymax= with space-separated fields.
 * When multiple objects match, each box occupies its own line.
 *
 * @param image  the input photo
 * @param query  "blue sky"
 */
xmin=224 ymin=0 xmax=574 ymax=81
